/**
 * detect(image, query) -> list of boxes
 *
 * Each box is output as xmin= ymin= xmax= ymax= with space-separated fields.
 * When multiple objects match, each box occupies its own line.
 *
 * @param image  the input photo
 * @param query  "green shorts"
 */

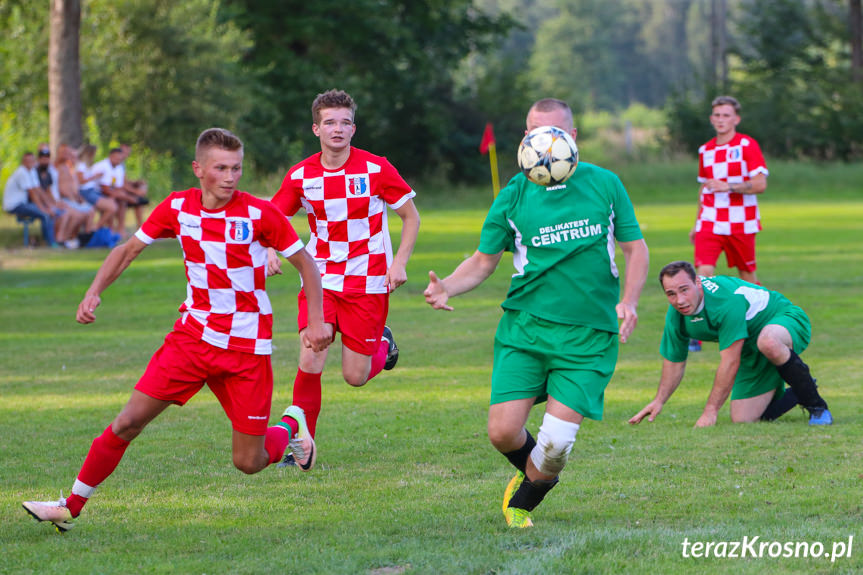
xmin=731 ymin=304 xmax=812 ymax=400
xmin=490 ymin=309 xmax=618 ymax=420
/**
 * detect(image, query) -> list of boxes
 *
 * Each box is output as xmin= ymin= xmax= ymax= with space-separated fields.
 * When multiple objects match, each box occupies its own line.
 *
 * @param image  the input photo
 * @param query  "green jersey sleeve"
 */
xmin=660 ymin=306 xmax=690 ymax=362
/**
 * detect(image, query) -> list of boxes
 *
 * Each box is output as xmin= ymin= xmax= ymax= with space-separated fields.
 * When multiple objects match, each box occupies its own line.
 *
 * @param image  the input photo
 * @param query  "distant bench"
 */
xmin=15 ymin=213 xmax=36 ymax=246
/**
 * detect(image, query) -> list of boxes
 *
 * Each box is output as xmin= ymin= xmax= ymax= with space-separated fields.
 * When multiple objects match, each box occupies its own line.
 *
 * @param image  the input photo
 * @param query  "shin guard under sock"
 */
xmin=67 ymin=425 xmax=131 ymax=516
xmin=502 ymin=430 xmax=536 ymax=474
xmin=776 ymin=350 xmax=827 ymax=410
xmin=760 ymin=388 xmax=799 ymax=421
xmin=507 ymin=476 xmax=559 ymax=512
xmin=291 ymin=369 xmax=322 ymax=437
xmin=368 ymin=338 xmax=389 ymax=381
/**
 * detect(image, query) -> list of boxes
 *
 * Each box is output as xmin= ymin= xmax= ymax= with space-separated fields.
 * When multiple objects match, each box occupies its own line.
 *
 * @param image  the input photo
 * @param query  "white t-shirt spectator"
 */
xmin=3 ymin=165 xmax=40 ymax=212
xmin=92 ymin=158 xmax=125 ymax=189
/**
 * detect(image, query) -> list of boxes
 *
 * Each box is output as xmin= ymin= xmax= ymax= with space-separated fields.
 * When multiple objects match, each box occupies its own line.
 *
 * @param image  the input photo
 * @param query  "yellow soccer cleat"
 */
xmin=502 ymin=470 xmax=524 ymax=513
xmin=504 ymin=506 xmax=534 ymax=528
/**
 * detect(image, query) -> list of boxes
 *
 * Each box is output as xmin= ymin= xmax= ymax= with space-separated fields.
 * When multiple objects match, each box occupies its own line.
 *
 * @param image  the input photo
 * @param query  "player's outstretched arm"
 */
xmin=696 ymin=339 xmax=743 ymax=427
xmin=76 ymin=237 xmax=148 ymax=324
xmin=629 ymin=359 xmax=687 ymax=425
xmin=616 ymin=238 xmax=649 ymax=343
xmin=286 ymin=249 xmax=332 ymax=352
xmin=424 ymin=250 xmax=503 ymax=311
xmin=386 ymin=199 xmax=421 ymax=292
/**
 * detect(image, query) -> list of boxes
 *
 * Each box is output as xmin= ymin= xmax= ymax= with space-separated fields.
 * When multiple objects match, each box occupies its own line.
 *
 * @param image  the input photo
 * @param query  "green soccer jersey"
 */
xmin=478 ymin=162 xmax=643 ymax=332
xmin=660 ymin=275 xmax=795 ymax=362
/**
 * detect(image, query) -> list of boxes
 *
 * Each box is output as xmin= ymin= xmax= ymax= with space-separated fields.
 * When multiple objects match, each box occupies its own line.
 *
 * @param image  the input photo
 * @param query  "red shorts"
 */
xmin=694 ymin=231 xmax=757 ymax=272
xmin=135 ymin=330 xmax=273 ymax=435
xmin=297 ymin=289 xmax=388 ymax=355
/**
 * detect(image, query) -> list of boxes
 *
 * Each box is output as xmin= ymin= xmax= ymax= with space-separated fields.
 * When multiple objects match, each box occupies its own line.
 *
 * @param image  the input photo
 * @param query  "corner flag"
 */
xmin=479 ymin=122 xmax=501 ymax=197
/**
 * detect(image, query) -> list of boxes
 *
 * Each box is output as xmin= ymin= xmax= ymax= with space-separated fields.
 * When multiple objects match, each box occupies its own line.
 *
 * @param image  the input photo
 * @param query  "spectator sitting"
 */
xmin=55 ymin=145 xmax=95 ymax=245
xmin=3 ymin=152 xmax=60 ymax=247
xmin=77 ymin=144 xmax=117 ymax=231
xmin=91 ymin=147 xmax=141 ymax=235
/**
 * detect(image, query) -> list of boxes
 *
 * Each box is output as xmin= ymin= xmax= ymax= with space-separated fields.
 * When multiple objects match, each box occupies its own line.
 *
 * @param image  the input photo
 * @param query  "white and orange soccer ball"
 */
xmin=517 ymin=125 xmax=578 ymax=186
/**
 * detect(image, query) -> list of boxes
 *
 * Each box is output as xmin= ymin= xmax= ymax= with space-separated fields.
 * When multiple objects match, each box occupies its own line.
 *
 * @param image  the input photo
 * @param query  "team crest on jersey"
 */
xmin=225 ymin=218 xmax=252 ymax=244
xmin=347 ymin=176 xmax=369 ymax=196
xmin=728 ymin=147 xmax=742 ymax=161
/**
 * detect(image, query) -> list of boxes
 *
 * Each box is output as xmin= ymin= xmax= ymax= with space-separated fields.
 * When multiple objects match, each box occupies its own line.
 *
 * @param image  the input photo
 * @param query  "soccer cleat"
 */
xmin=502 ymin=470 xmax=525 ymax=514
xmin=688 ymin=339 xmax=702 ymax=352
xmin=381 ymin=326 xmax=399 ymax=370
xmin=283 ymin=405 xmax=316 ymax=471
xmin=22 ymin=497 xmax=75 ymax=533
xmin=808 ymin=407 xmax=833 ymax=426
xmin=277 ymin=452 xmax=297 ymax=468
xmin=504 ymin=507 xmax=534 ymax=528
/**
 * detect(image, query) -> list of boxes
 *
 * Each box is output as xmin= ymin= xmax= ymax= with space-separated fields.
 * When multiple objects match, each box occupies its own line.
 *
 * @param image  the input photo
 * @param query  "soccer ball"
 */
xmin=517 ymin=126 xmax=578 ymax=186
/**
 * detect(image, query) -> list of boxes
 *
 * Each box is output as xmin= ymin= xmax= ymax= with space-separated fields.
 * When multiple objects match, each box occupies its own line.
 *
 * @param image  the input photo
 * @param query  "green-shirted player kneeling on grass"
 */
xmin=424 ymin=98 xmax=649 ymax=528
xmin=629 ymin=260 xmax=832 ymax=428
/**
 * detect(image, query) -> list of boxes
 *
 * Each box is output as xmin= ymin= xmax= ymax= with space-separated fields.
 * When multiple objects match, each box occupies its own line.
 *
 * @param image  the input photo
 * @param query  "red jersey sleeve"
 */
xmin=258 ymin=200 xmax=304 ymax=258
xmin=377 ymin=158 xmax=415 ymax=208
xmin=271 ymin=171 xmax=303 ymax=217
xmin=742 ymin=136 xmax=768 ymax=178
xmin=136 ymin=192 xmax=181 ymax=243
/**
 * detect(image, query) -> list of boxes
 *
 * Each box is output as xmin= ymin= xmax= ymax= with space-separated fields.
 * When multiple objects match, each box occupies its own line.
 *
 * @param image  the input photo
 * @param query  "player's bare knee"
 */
xmin=232 ymin=454 xmax=262 ymax=475
xmin=344 ymin=373 xmax=368 ymax=387
xmin=487 ymin=420 xmax=521 ymax=451
xmin=756 ymin=330 xmax=788 ymax=363
xmin=111 ymin=413 xmax=146 ymax=440
xmin=530 ymin=413 xmax=580 ymax=476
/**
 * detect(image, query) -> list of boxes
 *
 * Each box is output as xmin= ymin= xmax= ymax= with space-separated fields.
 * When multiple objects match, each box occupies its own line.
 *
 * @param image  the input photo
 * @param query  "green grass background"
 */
xmin=1 ymin=160 xmax=862 ymax=574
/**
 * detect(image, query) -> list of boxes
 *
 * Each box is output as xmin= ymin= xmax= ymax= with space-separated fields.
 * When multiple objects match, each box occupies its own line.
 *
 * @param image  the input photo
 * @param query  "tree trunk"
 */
xmin=710 ymin=0 xmax=728 ymax=91
xmin=852 ymin=0 xmax=863 ymax=82
xmin=49 ymin=0 xmax=83 ymax=153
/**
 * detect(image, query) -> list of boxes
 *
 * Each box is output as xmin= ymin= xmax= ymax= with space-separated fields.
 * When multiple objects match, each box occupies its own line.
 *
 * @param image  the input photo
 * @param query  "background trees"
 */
xmin=1 ymin=0 xmax=861 ymax=190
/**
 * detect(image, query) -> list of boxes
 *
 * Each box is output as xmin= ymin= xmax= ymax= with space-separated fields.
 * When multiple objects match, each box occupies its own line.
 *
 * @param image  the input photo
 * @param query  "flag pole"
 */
xmin=488 ymin=143 xmax=500 ymax=198
xmin=479 ymin=122 xmax=500 ymax=198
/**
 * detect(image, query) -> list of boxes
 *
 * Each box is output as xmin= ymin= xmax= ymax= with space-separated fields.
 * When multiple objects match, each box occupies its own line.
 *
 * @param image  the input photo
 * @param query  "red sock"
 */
xmin=291 ymin=369 xmax=322 ymax=437
xmin=264 ymin=425 xmax=292 ymax=465
xmin=368 ymin=337 xmax=388 ymax=381
xmin=66 ymin=425 xmax=130 ymax=517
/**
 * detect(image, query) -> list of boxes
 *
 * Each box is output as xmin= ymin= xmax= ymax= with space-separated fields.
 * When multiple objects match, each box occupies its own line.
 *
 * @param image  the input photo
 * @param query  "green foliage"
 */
xmin=223 ymin=0 xmax=515 ymax=181
xmin=665 ymin=0 xmax=863 ymax=161
xmin=81 ymin=0 xmax=255 ymax=184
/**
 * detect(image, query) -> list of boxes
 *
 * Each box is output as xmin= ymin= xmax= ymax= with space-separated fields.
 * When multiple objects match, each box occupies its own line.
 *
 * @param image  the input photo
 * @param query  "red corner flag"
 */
xmin=479 ymin=122 xmax=496 ymax=154
xmin=479 ymin=122 xmax=500 ymax=197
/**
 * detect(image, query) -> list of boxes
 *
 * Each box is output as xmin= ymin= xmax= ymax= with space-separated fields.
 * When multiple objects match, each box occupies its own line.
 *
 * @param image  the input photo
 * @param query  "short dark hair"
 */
xmin=311 ymin=89 xmax=356 ymax=124
xmin=659 ymin=260 xmax=697 ymax=285
xmin=530 ymin=98 xmax=571 ymax=115
xmin=109 ymin=147 xmax=123 ymax=155
xmin=711 ymin=95 xmax=741 ymax=114
xmin=195 ymin=128 xmax=243 ymax=160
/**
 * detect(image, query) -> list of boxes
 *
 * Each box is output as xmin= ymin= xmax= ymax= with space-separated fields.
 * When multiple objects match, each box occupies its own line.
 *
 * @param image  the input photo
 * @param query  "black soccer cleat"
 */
xmin=382 ymin=326 xmax=399 ymax=370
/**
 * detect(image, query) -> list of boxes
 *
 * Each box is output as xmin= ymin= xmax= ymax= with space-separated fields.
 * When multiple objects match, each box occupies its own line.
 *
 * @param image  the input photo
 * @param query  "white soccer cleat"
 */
xmin=283 ymin=405 xmax=316 ymax=471
xmin=23 ymin=497 xmax=76 ymax=533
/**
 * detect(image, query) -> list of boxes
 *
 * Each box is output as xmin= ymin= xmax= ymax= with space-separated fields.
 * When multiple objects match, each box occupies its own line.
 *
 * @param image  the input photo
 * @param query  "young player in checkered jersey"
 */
xmin=268 ymin=90 xmax=420 ymax=448
xmin=22 ymin=128 xmax=332 ymax=533
xmin=688 ymin=96 xmax=768 ymax=352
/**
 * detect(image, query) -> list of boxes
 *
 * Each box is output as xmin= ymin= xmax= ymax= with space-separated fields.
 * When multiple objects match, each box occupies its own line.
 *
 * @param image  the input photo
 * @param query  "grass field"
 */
xmin=1 ymin=161 xmax=862 ymax=574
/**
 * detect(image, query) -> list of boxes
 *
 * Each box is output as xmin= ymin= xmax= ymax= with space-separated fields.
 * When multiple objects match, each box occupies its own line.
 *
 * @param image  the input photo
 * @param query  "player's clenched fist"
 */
xmin=76 ymin=294 xmax=101 ymax=324
xmin=424 ymin=271 xmax=453 ymax=311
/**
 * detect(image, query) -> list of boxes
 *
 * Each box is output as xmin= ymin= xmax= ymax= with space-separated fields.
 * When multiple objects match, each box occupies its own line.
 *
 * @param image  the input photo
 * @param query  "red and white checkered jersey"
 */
xmin=271 ymin=147 xmax=416 ymax=294
xmin=696 ymin=132 xmax=769 ymax=235
xmin=135 ymin=188 xmax=304 ymax=355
